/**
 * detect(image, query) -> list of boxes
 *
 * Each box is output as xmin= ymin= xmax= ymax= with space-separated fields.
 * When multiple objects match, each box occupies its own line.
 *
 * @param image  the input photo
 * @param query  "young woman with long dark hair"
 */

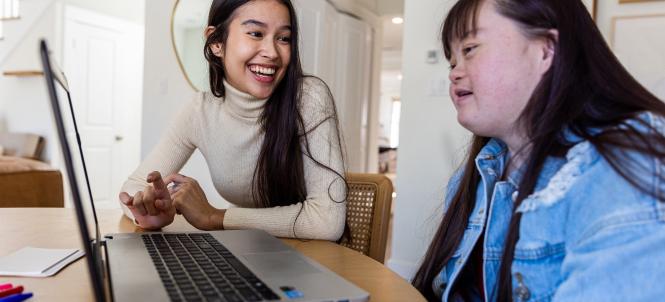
xmin=118 ymin=0 xmax=347 ymax=241
xmin=413 ymin=0 xmax=665 ymax=301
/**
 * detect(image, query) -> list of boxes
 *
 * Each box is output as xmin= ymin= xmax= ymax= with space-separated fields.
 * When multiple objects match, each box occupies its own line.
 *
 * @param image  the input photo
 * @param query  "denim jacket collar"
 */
xmin=475 ymin=138 xmax=569 ymax=198
xmin=474 ymin=139 xmax=531 ymax=189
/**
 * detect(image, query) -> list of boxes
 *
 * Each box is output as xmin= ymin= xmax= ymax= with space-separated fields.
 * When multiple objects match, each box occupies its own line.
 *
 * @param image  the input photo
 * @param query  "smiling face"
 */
xmin=447 ymin=0 xmax=554 ymax=148
xmin=208 ymin=0 xmax=292 ymax=99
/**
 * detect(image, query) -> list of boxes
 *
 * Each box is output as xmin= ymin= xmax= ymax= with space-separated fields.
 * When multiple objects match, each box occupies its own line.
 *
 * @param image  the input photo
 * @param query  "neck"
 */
xmin=223 ymin=80 xmax=269 ymax=119
xmin=501 ymin=130 xmax=530 ymax=176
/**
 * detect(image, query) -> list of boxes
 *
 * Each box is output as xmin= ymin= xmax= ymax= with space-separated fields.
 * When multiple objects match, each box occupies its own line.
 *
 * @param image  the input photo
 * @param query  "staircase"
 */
xmin=0 ymin=0 xmax=54 ymax=67
xmin=0 ymin=0 xmax=20 ymax=40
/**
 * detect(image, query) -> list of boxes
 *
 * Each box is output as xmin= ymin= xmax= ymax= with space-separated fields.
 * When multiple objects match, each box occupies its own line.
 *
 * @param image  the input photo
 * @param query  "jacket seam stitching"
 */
xmin=574 ymin=209 xmax=660 ymax=247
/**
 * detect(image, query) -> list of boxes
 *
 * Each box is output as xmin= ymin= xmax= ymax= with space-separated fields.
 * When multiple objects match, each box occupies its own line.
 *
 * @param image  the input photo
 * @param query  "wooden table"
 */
xmin=0 ymin=208 xmax=424 ymax=301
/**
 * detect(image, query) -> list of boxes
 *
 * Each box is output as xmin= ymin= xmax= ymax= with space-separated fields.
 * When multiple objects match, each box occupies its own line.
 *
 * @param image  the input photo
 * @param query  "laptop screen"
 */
xmin=40 ymin=39 xmax=107 ymax=302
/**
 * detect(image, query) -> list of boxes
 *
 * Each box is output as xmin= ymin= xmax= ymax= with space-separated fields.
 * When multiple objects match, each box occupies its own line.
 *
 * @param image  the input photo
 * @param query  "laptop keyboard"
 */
xmin=142 ymin=233 xmax=281 ymax=302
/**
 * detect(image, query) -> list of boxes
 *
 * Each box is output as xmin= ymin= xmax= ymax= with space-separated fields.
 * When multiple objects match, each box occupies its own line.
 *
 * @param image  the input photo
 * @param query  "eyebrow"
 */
xmin=241 ymin=19 xmax=291 ymax=31
xmin=460 ymin=28 xmax=483 ymax=40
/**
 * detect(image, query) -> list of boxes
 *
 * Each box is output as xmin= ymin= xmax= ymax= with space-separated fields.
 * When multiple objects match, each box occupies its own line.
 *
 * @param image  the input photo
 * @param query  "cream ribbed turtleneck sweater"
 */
xmin=120 ymin=77 xmax=346 ymax=241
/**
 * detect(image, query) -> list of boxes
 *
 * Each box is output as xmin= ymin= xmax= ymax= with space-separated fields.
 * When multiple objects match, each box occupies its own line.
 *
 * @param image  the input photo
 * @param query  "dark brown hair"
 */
xmin=203 ymin=0 xmax=347 ymax=238
xmin=413 ymin=0 xmax=665 ymax=300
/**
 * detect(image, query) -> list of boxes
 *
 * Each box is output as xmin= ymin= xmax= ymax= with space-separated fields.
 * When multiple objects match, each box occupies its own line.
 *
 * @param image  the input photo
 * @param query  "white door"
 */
xmin=292 ymin=0 xmax=338 ymax=88
xmin=293 ymin=0 xmax=373 ymax=172
xmin=63 ymin=6 xmax=143 ymax=209
xmin=335 ymin=14 xmax=373 ymax=173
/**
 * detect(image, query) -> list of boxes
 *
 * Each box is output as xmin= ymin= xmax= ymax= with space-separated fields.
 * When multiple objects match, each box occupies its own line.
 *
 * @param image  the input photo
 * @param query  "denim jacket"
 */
xmin=433 ymin=113 xmax=665 ymax=302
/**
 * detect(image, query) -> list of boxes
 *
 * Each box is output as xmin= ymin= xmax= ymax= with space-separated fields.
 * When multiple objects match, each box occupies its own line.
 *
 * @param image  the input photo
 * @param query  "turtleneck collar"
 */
xmin=223 ymin=80 xmax=269 ymax=119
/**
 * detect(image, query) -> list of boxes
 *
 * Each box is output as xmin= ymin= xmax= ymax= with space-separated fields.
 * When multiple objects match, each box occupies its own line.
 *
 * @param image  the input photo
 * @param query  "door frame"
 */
xmin=59 ymin=5 xmax=144 ymax=209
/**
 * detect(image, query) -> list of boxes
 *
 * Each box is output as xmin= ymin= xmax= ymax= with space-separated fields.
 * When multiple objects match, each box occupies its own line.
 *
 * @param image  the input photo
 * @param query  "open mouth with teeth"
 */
xmin=249 ymin=64 xmax=277 ymax=83
xmin=456 ymin=90 xmax=473 ymax=98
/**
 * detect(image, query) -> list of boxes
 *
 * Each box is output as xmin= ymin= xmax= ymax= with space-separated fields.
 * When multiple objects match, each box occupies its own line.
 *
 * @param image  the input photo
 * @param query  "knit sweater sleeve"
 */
xmin=119 ymin=93 xmax=203 ymax=219
xmin=223 ymin=77 xmax=347 ymax=241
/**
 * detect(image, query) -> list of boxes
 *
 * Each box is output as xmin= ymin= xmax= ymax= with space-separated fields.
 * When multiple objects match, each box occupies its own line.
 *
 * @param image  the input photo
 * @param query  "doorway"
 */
xmin=377 ymin=5 xmax=405 ymax=267
xmin=63 ymin=5 xmax=144 ymax=209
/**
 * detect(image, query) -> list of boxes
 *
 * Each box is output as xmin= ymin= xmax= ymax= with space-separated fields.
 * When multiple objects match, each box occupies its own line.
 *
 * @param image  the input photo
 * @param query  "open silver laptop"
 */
xmin=40 ymin=40 xmax=369 ymax=302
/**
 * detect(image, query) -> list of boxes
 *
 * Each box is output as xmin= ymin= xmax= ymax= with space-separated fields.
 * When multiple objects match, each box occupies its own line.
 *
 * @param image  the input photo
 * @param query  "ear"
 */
xmin=205 ymin=26 xmax=224 ymax=59
xmin=539 ymin=29 xmax=558 ymax=74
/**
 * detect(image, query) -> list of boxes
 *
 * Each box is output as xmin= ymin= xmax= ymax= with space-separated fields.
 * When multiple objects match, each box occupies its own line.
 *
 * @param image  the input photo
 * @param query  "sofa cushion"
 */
xmin=0 ymin=156 xmax=53 ymax=173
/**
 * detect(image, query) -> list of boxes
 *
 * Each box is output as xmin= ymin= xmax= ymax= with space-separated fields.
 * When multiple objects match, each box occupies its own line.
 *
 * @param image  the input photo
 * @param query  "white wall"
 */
xmin=387 ymin=0 xmax=470 ymax=279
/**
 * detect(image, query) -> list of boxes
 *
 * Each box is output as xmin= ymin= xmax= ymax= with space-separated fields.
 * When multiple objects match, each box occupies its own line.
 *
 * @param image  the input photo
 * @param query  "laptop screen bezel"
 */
xmin=40 ymin=39 xmax=107 ymax=302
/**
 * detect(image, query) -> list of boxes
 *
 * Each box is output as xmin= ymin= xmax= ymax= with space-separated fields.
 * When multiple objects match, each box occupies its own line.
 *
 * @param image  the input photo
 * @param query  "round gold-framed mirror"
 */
xmin=171 ymin=0 xmax=213 ymax=92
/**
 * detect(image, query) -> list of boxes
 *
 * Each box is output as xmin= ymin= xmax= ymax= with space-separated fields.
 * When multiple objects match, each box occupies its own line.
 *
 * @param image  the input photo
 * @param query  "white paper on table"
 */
xmin=0 ymin=247 xmax=85 ymax=277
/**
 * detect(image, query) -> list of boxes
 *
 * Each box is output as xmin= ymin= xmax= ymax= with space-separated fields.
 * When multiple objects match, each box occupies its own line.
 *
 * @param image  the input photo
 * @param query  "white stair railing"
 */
xmin=0 ymin=0 xmax=20 ymax=20
xmin=0 ymin=0 xmax=53 ymax=67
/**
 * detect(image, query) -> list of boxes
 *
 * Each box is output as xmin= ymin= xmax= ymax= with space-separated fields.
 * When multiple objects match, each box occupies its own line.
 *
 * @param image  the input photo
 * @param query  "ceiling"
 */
xmin=375 ymin=0 xmax=404 ymax=51
xmin=375 ymin=0 xmax=404 ymax=16
xmin=382 ymin=15 xmax=403 ymax=51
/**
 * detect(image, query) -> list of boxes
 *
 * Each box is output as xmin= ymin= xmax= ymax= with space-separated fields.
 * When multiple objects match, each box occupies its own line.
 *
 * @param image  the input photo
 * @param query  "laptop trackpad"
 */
xmin=243 ymin=251 xmax=321 ymax=278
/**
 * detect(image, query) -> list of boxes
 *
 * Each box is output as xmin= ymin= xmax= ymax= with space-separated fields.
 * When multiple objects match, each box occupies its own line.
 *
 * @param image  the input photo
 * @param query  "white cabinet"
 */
xmin=334 ymin=14 xmax=372 ymax=172
xmin=293 ymin=0 xmax=374 ymax=173
xmin=293 ymin=0 xmax=338 ymax=87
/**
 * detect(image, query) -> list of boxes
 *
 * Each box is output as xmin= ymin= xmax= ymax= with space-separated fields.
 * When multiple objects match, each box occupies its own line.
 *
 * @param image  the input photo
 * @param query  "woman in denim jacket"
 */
xmin=412 ymin=0 xmax=665 ymax=301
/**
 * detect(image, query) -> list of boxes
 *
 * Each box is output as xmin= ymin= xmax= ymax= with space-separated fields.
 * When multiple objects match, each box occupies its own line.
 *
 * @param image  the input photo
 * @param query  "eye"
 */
xmin=462 ymin=45 xmax=477 ymax=56
xmin=449 ymin=64 xmax=457 ymax=70
xmin=277 ymin=35 xmax=291 ymax=44
xmin=247 ymin=31 xmax=263 ymax=38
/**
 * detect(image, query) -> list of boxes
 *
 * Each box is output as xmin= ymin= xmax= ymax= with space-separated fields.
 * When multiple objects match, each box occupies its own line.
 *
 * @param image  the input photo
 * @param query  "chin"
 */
xmin=246 ymin=76 xmax=284 ymax=99
xmin=248 ymin=88 xmax=273 ymax=99
xmin=457 ymin=115 xmax=484 ymax=136
xmin=456 ymin=113 xmax=473 ymax=130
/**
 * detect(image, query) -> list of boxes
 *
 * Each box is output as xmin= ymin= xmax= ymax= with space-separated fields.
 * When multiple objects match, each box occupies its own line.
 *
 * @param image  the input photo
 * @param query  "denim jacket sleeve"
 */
xmin=550 ymin=117 xmax=665 ymax=301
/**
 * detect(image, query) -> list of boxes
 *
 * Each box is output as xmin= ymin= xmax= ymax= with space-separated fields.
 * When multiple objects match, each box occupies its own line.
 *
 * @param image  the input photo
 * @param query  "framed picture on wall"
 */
xmin=611 ymin=13 xmax=665 ymax=101
xmin=582 ymin=0 xmax=597 ymax=20
xmin=620 ymin=0 xmax=665 ymax=3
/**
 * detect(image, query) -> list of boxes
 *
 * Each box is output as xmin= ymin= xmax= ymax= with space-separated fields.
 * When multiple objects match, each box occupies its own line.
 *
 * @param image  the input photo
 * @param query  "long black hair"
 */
xmin=412 ymin=0 xmax=665 ymax=300
xmin=203 ymin=0 xmax=348 ymax=238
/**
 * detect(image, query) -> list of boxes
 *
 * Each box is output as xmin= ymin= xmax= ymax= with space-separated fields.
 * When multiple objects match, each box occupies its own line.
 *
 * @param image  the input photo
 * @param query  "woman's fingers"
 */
xmin=119 ymin=192 xmax=133 ymax=207
xmin=164 ymin=173 xmax=190 ymax=194
xmin=142 ymin=186 xmax=159 ymax=216
xmin=147 ymin=171 xmax=169 ymax=195
xmin=155 ymin=198 xmax=172 ymax=210
xmin=173 ymin=173 xmax=190 ymax=183
xmin=132 ymin=191 xmax=148 ymax=216
xmin=164 ymin=173 xmax=189 ymax=185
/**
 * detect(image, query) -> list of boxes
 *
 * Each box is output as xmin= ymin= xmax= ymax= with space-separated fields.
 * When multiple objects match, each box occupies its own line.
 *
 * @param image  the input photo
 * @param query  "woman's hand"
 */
xmin=119 ymin=171 xmax=176 ymax=230
xmin=165 ymin=174 xmax=225 ymax=231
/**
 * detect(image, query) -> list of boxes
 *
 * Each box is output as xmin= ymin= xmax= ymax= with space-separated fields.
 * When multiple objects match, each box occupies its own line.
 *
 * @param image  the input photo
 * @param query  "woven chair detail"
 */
xmin=340 ymin=173 xmax=393 ymax=263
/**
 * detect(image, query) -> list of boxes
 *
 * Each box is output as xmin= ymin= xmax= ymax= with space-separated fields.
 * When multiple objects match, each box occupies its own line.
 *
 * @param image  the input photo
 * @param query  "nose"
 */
xmin=449 ymin=63 xmax=465 ymax=84
xmin=260 ymin=38 xmax=278 ymax=60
